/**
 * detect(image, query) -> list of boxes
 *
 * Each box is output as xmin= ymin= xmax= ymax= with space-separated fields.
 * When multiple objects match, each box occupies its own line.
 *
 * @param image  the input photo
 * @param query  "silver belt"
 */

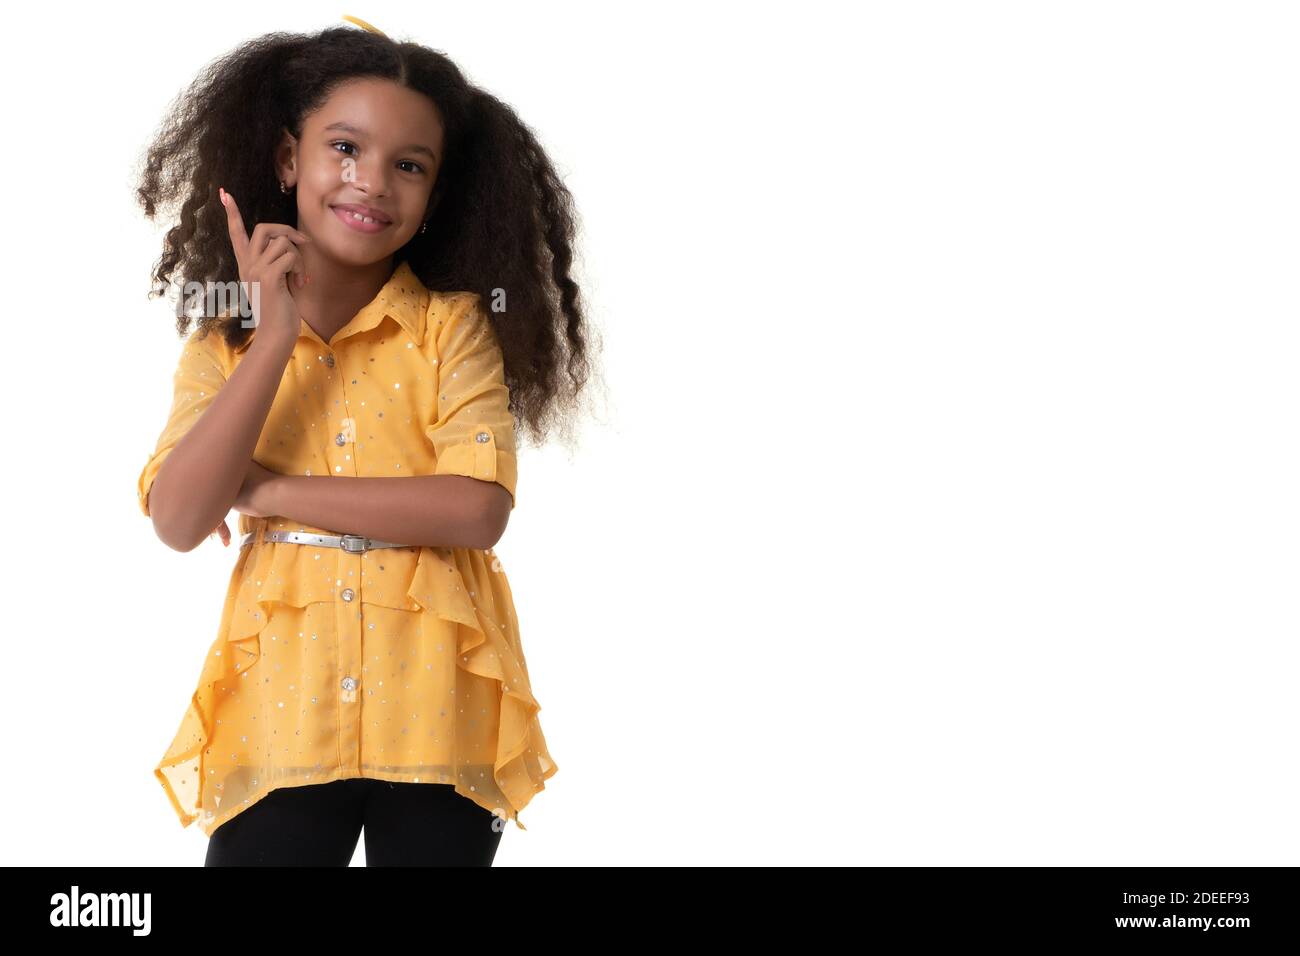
xmin=239 ymin=530 xmax=414 ymax=553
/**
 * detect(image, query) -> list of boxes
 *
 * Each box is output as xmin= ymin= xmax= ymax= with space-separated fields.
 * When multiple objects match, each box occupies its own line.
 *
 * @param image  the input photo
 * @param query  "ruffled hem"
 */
xmin=154 ymin=517 xmax=556 ymax=835
xmin=153 ymin=540 xmax=261 ymax=833
xmin=405 ymin=544 xmax=558 ymax=829
xmin=173 ymin=768 xmax=528 ymax=840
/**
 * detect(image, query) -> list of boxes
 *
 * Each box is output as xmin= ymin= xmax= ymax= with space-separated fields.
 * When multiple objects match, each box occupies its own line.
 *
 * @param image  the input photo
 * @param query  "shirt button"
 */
xmin=341 ymin=588 xmax=355 ymax=602
xmin=335 ymin=432 xmax=348 ymax=446
xmin=326 ymin=354 xmax=335 ymax=367
xmin=475 ymin=431 xmax=491 ymax=443
xmin=341 ymin=677 xmax=358 ymax=691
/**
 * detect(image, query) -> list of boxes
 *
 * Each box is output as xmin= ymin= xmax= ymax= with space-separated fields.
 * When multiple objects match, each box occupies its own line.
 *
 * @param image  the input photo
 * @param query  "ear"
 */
xmin=274 ymin=127 xmax=299 ymax=186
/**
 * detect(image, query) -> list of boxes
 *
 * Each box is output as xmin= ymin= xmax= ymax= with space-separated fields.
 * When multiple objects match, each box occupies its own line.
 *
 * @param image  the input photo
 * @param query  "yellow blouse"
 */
xmin=137 ymin=260 xmax=557 ymax=837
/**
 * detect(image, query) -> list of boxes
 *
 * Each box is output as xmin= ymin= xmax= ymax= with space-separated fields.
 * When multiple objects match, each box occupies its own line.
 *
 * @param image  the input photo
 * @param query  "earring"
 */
xmin=420 ymin=220 xmax=428 ymax=234
xmin=280 ymin=181 xmax=291 ymax=194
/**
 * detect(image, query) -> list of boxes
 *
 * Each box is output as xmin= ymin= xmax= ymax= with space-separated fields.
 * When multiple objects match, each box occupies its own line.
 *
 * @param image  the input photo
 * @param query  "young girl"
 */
xmin=134 ymin=15 xmax=595 ymax=866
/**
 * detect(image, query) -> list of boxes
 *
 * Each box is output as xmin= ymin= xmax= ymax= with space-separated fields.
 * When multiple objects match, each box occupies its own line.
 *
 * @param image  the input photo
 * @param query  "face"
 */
xmin=276 ymin=77 xmax=445 ymax=265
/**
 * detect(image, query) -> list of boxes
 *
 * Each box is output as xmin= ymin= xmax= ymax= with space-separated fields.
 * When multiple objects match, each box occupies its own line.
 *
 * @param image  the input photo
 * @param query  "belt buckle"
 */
xmin=339 ymin=534 xmax=369 ymax=553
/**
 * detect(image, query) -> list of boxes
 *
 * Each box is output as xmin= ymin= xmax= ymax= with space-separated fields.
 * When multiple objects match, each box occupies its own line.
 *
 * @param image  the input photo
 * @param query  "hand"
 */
xmin=219 ymin=186 xmax=312 ymax=344
xmin=208 ymin=520 xmax=231 ymax=548
xmin=206 ymin=460 xmax=281 ymax=545
xmin=233 ymin=458 xmax=283 ymax=519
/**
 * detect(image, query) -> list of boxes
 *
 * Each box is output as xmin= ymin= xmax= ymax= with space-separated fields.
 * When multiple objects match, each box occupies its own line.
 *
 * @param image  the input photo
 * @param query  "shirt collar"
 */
xmin=233 ymin=260 xmax=428 ymax=353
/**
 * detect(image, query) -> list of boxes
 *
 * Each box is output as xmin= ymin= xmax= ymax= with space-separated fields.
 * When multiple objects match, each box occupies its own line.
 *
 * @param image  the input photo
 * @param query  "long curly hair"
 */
xmin=134 ymin=24 xmax=601 ymax=448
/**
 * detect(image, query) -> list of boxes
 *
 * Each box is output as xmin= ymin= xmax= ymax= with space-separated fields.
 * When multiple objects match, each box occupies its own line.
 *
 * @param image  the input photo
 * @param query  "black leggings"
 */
xmin=204 ymin=778 xmax=505 ymax=866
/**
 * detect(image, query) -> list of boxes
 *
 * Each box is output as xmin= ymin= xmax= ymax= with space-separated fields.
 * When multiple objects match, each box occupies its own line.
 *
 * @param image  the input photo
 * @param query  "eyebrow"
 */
xmin=323 ymin=121 xmax=439 ymax=162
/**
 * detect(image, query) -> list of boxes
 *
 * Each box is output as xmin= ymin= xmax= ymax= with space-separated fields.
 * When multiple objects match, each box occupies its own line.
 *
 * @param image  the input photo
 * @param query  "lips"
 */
xmin=331 ymin=203 xmax=393 ymax=224
xmin=331 ymin=204 xmax=393 ymax=235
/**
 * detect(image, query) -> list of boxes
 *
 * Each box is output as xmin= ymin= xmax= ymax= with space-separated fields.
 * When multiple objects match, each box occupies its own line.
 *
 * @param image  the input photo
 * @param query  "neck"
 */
xmin=293 ymin=246 xmax=397 ymax=341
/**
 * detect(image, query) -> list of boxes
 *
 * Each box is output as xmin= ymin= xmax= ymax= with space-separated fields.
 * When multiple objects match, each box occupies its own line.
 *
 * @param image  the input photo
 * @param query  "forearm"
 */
xmin=149 ymin=331 xmax=296 ymax=552
xmin=269 ymin=474 xmax=502 ymax=551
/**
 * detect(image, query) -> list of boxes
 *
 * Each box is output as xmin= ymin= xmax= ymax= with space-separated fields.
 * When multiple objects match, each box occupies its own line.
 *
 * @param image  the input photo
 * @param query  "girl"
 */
xmin=134 ymin=15 xmax=596 ymax=866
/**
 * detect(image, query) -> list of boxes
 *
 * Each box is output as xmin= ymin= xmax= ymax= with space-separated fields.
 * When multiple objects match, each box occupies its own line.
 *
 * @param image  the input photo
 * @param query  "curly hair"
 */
xmin=133 ymin=24 xmax=601 ymax=448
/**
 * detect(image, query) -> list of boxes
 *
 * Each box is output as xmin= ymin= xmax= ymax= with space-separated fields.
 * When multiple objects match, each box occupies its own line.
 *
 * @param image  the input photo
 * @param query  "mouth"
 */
xmin=330 ymin=204 xmax=393 ymax=234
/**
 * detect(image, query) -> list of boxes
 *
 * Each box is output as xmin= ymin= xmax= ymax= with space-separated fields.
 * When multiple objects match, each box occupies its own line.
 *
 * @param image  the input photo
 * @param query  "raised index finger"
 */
xmin=219 ymin=187 xmax=250 ymax=266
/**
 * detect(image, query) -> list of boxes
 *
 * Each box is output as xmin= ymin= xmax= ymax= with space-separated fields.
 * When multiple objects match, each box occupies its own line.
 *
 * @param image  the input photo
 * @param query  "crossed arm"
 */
xmin=142 ymin=298 xmax=514 ymax=554
xmin=252 ymin=470 xmax=511 ymax=551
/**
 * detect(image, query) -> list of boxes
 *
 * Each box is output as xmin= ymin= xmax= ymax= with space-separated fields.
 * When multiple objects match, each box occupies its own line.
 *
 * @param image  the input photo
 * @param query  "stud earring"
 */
xmin=280 ymin=181 xmax=292 ymax=194
xmin=420 ymin=220 xmax=428 ymax=234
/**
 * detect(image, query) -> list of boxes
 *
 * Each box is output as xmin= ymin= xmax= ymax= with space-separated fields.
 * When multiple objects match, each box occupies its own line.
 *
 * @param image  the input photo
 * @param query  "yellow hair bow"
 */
xmin=340 ymin=14 xmax=389 ymax=38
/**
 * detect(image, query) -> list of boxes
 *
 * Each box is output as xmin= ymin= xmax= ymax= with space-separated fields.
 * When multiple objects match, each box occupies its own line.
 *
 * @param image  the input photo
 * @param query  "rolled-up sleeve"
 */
xmin=424 ymin=296 xmax=518 ymax=510
xmin=137 ymin=329 xmax=229 ymax=517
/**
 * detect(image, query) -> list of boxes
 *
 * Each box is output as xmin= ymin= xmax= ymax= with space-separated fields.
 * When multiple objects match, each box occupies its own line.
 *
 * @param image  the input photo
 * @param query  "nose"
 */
xmin=350 ymin=159 xmax=391 ymax=198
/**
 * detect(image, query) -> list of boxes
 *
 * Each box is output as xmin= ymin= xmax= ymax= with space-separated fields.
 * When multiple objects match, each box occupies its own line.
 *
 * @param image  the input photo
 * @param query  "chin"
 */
xmin=322 ymin=243 xmax=404 ymax=269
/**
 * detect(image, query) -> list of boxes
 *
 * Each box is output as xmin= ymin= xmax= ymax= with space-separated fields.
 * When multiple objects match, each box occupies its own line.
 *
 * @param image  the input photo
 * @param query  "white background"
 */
xmin=4 ymin=0 xmax=1296 ymax=865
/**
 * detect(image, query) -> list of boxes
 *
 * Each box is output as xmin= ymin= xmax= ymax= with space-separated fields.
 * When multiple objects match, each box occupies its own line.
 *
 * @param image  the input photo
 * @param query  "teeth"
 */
xmin=347 ymin=211 xmax=381 ymax=224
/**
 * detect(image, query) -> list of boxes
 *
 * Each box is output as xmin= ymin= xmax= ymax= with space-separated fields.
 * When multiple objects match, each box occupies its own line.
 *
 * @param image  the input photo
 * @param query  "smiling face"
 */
xmin=275 ymin=76 xmax=445 ymax=265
